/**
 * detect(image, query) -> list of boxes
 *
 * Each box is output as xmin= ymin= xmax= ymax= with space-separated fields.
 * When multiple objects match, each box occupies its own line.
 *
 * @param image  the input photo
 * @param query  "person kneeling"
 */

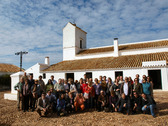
xmin=97 ymin=90 xmax=106 ymax=112
xmin=109 ymin=90 xmax=118 ymax=112
xmin=116 ymin=93 xmax=130 ymax=115
xmin=37 ymin=92 xmax=50 ymax=117
xmin=74 ymin=93 xmax=85 ymax=111
xmin=56 ymin=94 xmax=66 ymax=116
xmin=141 ymin=93 xmax=156 ymax=118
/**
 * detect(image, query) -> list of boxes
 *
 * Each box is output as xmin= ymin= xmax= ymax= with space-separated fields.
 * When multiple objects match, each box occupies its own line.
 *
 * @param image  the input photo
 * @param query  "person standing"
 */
xmin=51 ymin=75 xmax=57 ymax=85
xmin=93 ymin=78 xmax=101 ymax=110
xmin=28 ymin=75 xmax=35 ymax=110
xmin=46 ymin=79 xmax=54 ymax=93
xmin=22 ymin=72 xmax=28 ymax=83
xmin=54 ymin=78 xmax=65 ymax=98
xmin=142 ymin=79 xmax=152 ymax=97
xmin=112 ymin=79 xmax=121 ymax=99
xmin=31 ymin=79 xmax=41 ymax=111
xmin=133 ymin=78 xmax=143 ymax=95
xmin=14 ymin=78 xmax=24 ymax=110
xmin=38 ymin=75 xmax=46 ymax=94
xmin=22 ymin=79 xmax=30 ymax=112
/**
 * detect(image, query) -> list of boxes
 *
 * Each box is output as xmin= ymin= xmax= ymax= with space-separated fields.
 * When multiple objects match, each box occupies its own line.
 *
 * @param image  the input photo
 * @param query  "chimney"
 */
xmin=114 ymin=38 xmax=119 ymax=57
xmin=45 ymin=57 xmax=50 ymax=65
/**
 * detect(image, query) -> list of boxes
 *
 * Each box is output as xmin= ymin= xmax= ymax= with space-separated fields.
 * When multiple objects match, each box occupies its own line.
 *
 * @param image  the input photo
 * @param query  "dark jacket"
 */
xmin=115 ymin=97 xmax=127 ymax=108
xmin=133 ymin=83 xmax=143 ymax=95
xmin=132 ymin=96 xmax=142 ymax=107
xmin=109 ymin=95 xmax=118 ymax=105
xmin=141 ymin=95 xmax=156 ymax=107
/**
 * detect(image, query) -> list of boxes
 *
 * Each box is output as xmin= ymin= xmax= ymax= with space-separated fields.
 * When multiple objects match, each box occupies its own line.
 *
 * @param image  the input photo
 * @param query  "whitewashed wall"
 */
xmin=74 ymin=72 xmax=86 ymax=81
xmin=44 ymin=72 xmax=65 ymax=84
xmin=161 ymin=67 xmax=168 ymax=90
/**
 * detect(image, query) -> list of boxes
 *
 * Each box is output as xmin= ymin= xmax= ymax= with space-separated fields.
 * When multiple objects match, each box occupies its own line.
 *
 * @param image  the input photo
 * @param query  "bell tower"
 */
xmin=63 ymin=22 xmax=87 ymax=61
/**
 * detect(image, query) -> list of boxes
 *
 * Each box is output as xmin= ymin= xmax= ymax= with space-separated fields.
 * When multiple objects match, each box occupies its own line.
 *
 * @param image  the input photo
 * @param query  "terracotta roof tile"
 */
xmin=0 ymin=63 xmax=20 ymax=73
xmin=78 ymin=40 xmax=168 ymax=55
xmin=43 ymin=52 xmax=168 ymax=72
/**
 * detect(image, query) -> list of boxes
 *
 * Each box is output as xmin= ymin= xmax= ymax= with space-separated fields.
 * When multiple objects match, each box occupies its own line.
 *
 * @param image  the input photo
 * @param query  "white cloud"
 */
xmin=0 ymin=0 xmax=168 ymax=69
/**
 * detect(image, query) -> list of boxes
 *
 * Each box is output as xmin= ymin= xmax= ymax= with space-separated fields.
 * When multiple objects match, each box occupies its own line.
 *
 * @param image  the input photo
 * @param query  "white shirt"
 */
xmin=42 ymin=99 xmax=46 ymax=108
xmin=70 ymin=84 xmax=77 ymax=92
xmin=123 ymin=82 xmax=128 ymax=96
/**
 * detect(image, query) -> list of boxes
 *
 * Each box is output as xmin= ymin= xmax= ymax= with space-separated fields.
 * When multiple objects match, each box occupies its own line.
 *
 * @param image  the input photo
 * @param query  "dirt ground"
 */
xmin=0 ymin=91 xmax=168 ymax=126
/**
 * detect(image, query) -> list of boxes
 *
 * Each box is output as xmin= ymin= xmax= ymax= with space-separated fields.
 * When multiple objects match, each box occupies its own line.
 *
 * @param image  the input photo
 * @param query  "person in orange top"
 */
xmin=74 ymin=93 xmax=85 ymax=111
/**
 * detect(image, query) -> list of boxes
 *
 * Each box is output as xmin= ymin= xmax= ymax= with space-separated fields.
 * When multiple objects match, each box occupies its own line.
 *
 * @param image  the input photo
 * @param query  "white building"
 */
xmin=4 ymin=22 xmax=168 ymax=100
xmin=42 ymin=22 xmax=168 ymax=90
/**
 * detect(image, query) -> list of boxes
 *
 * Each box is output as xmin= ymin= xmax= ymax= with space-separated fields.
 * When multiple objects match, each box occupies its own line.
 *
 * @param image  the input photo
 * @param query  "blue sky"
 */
xmin=0 ymin=0 xmax=168 ymax=69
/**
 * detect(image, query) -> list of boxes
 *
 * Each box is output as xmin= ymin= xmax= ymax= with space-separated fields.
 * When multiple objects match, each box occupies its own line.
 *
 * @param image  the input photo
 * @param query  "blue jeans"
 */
xmin=142 ymin=104 xmax=156 ymax=116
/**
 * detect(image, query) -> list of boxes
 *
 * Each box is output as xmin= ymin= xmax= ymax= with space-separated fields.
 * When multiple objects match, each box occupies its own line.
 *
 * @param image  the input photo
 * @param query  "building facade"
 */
xmin=42 ymin=22 xmax=168 ymax=90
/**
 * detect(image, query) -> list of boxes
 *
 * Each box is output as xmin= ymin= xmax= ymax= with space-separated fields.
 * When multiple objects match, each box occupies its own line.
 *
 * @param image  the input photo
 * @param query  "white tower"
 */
xmin=63 ymin=22 xmax=87 ymax=61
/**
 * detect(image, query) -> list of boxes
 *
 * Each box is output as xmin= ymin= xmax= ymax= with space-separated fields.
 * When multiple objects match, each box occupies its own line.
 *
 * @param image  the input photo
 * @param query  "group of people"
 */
xmin=14 ymin=73 xmax=157 ymax=118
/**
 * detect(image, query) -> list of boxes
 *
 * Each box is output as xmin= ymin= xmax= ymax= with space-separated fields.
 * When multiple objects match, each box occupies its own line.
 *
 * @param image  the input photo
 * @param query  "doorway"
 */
xmin=66 ymin=73 xmax=74 ymax=81
xmin=115 ymin=71 xmax=123 ymax=79
xmin=148 ymin=70 xmax=162 ymax=89
xmin=86 ymin=72 xmax=92 ymax=79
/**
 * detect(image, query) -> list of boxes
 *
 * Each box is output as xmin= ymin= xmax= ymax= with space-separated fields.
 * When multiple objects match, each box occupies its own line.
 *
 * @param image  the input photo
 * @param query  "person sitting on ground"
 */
xmin=56 ymin=94 xmax=66 ymax=116
xmin=14 ymin=77 xmax=24 ymax=110
xmin=74 ymin=93 xmax=85 ymax=111
xmin=115 ymin=93 xmax=130 ymax=115
xmin=132 ymin=92 xmax=142 ymax=114
xmin=97 ymin=90 xmax=106 ymax=112
xmin=65 ymin=93 xmax=75 ymax=114
xmin=109 ymin=90 xmax=118 ymax=112
xmin=46 ymin=90 xmax=56 ymax=112
xmin=37 ymin=92 xmax=50 ymax=117
xmin=141 ymin=93 xmax=156 ymax=118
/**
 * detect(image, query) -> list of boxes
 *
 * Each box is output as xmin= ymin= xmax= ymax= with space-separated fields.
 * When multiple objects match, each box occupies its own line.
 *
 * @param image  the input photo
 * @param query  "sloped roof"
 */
xmin=43 ymin=52 xmax=168 ymax=72
xmin=0 ymin=63 xmax=20 ymax=73
xmin=69 ymin=22 xmax=87 ymax=34
xmin=78 ymin=40 xmax=168 ymax=55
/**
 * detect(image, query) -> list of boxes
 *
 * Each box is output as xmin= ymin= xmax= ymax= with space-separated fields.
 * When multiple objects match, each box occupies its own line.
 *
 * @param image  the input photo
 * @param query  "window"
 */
xmin=80 ymin=40 xmax=82 ymax=49
xmin=43 ymin=73 xmax=46 ymax=79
